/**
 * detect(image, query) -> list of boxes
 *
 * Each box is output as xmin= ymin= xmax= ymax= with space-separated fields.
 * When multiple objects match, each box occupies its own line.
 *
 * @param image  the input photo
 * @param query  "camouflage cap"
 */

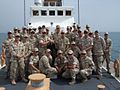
xmin=104 ymin=32 xmax=109 ymax=35
xmin=57 ymin=50 xmax=63 ymax=54
xmin=15 ymin=33 xmax=20 ymax=37
xmin=42 ymin=29 xmax=46 ymax=33
xmin=81 ymin=50 xmax=87 ymax=54
xmin=68 ymin=50 xmax=73 ymax=54
xmin=31 ymin=30 xmax=35 ymax=33
xmin=8 ymin=31 xmax=12 ymax=34
xmin=46 ymin=49 xmax=51 ymax=53
xmin=34 ymin=48 xmax=39 ymax=52
xmin=71 ymin=41 xmax=76 ymax=45
xmin=23 ymin=34 xmax=28 ymax=38
xmin=86 ymin=25 xmax=90 ymax=28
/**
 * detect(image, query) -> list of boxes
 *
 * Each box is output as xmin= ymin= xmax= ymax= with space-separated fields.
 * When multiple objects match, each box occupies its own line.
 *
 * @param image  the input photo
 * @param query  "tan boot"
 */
xmin=11 ymin=80 xmax=16 ymax=85
xmin=22 ymin=78 xmax=28 ymax=83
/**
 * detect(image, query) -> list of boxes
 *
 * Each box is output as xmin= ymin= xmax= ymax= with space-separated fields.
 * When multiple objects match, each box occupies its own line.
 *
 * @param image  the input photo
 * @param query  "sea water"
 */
xmin=0 ymin=32 xmax=120 ymax=61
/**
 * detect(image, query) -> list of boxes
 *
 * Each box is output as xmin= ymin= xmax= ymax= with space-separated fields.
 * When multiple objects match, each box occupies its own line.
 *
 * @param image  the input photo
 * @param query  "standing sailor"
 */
xmin=2 ymin=31 xmax=14 ymax=78
xmin=93 ymin=30 xmax=106 ymax=79
xmin=38 ymin=29 xmax=53 ymax=58
xmin=81 ymin=30 xmax=93 ymax=58
xmin=58 ymin=31 xmax=70 ymax=52
xmin=29 ymin=30 xmax=37 ymax=50
xmin=104 ymin=32 xmax=112 ymax=74
xmin=52 ymin=25 xmax=61 ymax=51
xmin=10 ymin=33 xmax=27 ymax=85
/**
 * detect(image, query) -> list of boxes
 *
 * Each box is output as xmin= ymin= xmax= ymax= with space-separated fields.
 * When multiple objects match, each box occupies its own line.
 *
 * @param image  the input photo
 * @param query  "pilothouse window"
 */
xmin=49 ymin=10 xmax=55 ymax=16
xmin=41 ymin=10 xmax=47 ymax=16
xmin=66 ymin=10 xmax=71 ymax=16
xmin=57 ymin=10 xmax=63 ymax=16
xmin=33 ymin=10 xmax=39 ymax=16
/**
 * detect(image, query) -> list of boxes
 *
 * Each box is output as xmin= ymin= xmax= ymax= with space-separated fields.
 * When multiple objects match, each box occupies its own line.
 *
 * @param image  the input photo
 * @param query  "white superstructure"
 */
xmin=28 ymin=0 xmax=75 ymax=31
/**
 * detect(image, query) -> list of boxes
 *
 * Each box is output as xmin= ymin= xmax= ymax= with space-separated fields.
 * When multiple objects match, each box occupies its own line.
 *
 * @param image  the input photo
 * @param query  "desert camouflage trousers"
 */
xmin=10 ymin=59 xmax=25 ymax=80
xmin=62 ymin=68 xmax=79 ymax=79
xmin=42 ymin=67 xmax=57 ymax=78
xmin=79 ymin=69 xmax=93 ymax=79
xmin=93 ymin=55 xmax=104 ymax=76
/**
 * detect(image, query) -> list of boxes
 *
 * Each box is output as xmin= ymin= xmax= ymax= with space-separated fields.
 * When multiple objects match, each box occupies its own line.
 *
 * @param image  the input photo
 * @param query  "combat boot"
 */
xmin=11 ymin=79 xmax=16 ymax=85
xmin=69 ymin=78 xmax=76 ymax=85
xmin=22 ymin=78 xmax=28 ymax=83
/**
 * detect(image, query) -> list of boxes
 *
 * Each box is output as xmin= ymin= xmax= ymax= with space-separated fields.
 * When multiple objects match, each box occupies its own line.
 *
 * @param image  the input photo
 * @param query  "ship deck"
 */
xmin=0 ymin=61 xmax=120 ymax=90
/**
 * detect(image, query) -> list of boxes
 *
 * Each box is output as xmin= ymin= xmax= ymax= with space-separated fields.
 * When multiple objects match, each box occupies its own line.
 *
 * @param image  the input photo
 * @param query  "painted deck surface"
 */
xmin=0 ymin=61 xmax=120 ymax=90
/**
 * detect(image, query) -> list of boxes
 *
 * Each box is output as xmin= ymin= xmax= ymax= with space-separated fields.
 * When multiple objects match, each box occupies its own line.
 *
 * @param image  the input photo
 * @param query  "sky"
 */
xmin=0 ymin=0 xmax=120 ymax=33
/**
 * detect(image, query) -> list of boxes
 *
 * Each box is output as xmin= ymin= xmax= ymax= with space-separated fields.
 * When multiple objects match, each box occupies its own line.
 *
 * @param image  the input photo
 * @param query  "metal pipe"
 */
xmin=78 ymin=0 xmax=80 ymax=24
xmin=24 ymin=0 xmax=26 ymax=26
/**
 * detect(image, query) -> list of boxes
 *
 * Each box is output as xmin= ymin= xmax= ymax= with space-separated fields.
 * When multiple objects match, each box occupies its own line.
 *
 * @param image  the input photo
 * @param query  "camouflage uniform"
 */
xmin=29 ymin=55 xmax=39 ymax=74
xmin=23 ymin=41 xmax=31 ymax=59
xmin=79 ymin=56 xmax=95 ymax=80
xmin=62 ymin=55 xmax=79 ymax=80
xmin=104 ymin=35 xmax=112 ymax=73
xmin=93 ymin=36 xmax=106 ymax=76
xmin=22 ymin=39 xmax=32 ymax=77
xmin=75 ymin=36 xmax=83 ymax=47
xmin=29 ymin=36 xmax=37 ymax=50
xmin=36 ymin=33 xmax=42 ymax=40
xmin=58 ymin=36 xmax=70 ymax=52
xmin=38 ymin=35 xmax=50 ymax=57
xmin=69 ymin=46 xmax=81 ymax=59
xmin=10 ymin=41 xmax=25 ymax=80
xmin=81 ymin=36 xmax=93 ymax=58
xmin=52 ymin=32 xmax=61 ymax=50
xmin=3 ymin=37 xmax=14 ymax=77
xmin=65 ymin=32 xmax=72 ymax=43
xmin=71 ymin=31 xmax=78 ymax=42
xmin=39 ymin=55 xmax=57 ymax=78
xmin=54 ymin=55 xmax=67 ymax=75
xmin=3 ymin=38 xmax=14 ymax=64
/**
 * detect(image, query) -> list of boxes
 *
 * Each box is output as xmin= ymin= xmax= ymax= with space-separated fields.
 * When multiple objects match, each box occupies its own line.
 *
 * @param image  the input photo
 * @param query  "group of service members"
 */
xmin=2 ymin=24 xmax=112 ymax=85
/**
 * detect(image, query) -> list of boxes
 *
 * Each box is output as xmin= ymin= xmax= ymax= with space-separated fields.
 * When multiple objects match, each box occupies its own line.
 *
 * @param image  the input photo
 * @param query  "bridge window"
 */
xmin=41 ymin=10 xmax=47 ymax=16
xmin=33 ymin=10 xmax=39 ymax=16
xmin=66 ymin=10 xmax=71 ymax=16
xmin=57 ymin=10 xmax=63 ymax=16
xmin=49 ymin=10 xmax=55 ymax=16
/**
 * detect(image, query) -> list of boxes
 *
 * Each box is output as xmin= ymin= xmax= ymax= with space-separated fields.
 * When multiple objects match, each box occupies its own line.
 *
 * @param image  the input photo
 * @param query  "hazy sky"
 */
xmin=0 ymin=0 xmax=120 ymax=33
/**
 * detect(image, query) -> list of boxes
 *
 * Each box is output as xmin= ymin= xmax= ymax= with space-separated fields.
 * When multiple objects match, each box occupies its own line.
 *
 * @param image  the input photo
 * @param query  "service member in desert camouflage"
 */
xmin=57 ymin=31 xmax=70 ymax=52
xmin=54 ymin=50 xmax=67 ymax=77
xmin=62 ymin=50 xmax=79 ymax=85
xmin=93 ymin=30 xmax=106 ymax=79
xmin=29 ymin=48 xmax=40 ymax=74
xmin=79 ymin=50 xmax=95 ymax=83
xmin=10 ymin=33 xmax=27 ymax=85
xmin=104 ymin=32 xmax=112 ymax=74
xmin=39 ymin=49 xmax=57 ymax=78
xmin=81 ymin=30 xmax=93 ymax=58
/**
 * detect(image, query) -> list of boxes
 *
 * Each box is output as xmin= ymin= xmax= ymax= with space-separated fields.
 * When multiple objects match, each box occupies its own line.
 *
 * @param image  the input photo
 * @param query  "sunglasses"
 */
xmin=68 ymin=54 xmax=72 ymax=55
xmin=81 ymin=54 xmax=86 ymax=55
xmin=58 ymin=53 xmax=62 ymax=55
xmin=15 ymin=36 xmax=20 ymax=37
xmin=42 ymin=32 xmax=46 ymax=34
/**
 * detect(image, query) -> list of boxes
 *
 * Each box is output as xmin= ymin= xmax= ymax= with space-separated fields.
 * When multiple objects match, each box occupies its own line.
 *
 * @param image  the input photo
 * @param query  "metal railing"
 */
xmin=111 ymin=49 xmax=120 ymax=60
